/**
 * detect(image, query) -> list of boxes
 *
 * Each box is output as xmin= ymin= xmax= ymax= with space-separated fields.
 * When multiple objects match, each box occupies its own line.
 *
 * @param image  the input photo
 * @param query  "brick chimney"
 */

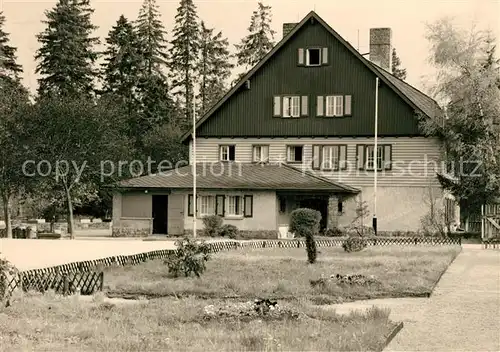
xmin=369 ymin=28 xmax=392 ymax=72
xmin=283 ymin=23 xmax=298 ymax=38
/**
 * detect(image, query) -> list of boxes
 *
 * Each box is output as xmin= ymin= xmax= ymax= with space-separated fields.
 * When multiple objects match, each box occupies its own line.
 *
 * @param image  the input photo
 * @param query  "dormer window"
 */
xmin=306 ymin=48 xmax=321 ymax=66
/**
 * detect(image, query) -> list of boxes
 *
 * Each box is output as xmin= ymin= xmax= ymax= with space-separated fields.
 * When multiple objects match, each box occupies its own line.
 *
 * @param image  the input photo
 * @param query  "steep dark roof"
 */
xmin=117 ymin=163 xmax=360 ymax=193
xmin=181 ymin=10 xmax=441 ymax=143
xmin=366 ymin=61 xmax=442 ymax=119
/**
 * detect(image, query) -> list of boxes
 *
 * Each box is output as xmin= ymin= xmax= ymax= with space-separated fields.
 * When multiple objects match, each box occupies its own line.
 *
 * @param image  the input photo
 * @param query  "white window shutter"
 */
xmin=301 ymin=96 xmax=308 ymax=116
xmin=292 ymin=96 xmax=300 ymax=117
xmin=316 ymin=96 xmax=324 ymax=116
xmin=322 ymin=47 xmax=329 ymax=64
xmin=273 ymin=96 xmax=281 ymax=116
xmin=298 ymin=48 xmax=304 ymax=65
xmin=356 ymin=145 xmax=365 ymax=170
xmin=312 ymin=145 xmax=321 ymax=169
xmin=339 ymin=145 xmax=347 ymax=170
xmin=345 ymin=95 xmax=352 ymax=115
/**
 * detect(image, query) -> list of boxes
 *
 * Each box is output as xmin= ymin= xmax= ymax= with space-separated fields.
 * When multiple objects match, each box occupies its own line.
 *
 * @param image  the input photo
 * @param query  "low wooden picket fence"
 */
xmin=1 ymin=236 xmax=461 ymax=304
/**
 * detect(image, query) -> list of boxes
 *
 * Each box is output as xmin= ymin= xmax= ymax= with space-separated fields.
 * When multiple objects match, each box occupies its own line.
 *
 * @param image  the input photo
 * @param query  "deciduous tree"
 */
xmin=26 ymin=96 xmax=132 ymax=238
xmin=420 ymin=17 xmax=500 ymax=217
xmin=0 ymin=13 xmax=30 ymax=238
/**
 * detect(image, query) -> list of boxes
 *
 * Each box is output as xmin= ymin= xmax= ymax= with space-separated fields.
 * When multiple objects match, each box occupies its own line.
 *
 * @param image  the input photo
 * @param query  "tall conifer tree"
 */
xmin=235 ymin=2 xmax=275 ymax=72
xmin=198 ymin=21 xmax=233 ymax=115
xmin=169 ymin=0 xmax=200 ymax=127
xmin=35 ymin=0 xmax=99 ymax=98
xmin=0 ymin=12 xmax=23 ymax=81
xmin=101 ymin=15 xmax=141 ymax=103
xmin=391 ymin=48 xmax=407 ymax=80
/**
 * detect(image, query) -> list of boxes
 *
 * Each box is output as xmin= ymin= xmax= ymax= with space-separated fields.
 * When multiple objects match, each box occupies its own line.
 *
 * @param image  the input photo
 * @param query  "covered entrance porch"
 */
xmin=276 ymin=191 xmax=353 ymax=237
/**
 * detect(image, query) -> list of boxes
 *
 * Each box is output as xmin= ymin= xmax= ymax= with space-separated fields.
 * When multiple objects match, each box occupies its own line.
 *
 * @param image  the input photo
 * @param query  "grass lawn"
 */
xmin=0 ymin=293 xmax=398 ymax=351
xmin=103 ymin=246 xmax=461 ymax=303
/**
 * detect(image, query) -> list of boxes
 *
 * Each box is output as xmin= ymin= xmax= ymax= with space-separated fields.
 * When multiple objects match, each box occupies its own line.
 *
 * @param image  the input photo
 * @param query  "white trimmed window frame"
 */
xmin=325 ymin=95 xmax=344 ymax=117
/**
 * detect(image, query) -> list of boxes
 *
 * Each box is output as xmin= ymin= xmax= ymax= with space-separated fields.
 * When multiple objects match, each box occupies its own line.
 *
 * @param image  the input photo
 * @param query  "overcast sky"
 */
xmin=1 ymin=0 xmax=499 ymax=95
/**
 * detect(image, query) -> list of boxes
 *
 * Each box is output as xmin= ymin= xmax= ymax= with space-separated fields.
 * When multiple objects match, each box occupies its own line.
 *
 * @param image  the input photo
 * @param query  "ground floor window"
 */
xmin=188 ymin=194 xmax=253 ymax=218
xmin=226 ymin=195 xmax=243 ymax=216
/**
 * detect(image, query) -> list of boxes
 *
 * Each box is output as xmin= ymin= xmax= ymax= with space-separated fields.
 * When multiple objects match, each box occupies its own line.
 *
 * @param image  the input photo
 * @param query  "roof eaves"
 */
xmin=281 ymin=164 xmax=361 ymax=193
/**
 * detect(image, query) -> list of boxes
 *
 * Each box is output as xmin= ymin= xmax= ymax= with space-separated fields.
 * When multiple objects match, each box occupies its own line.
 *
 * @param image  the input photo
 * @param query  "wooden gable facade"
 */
xmin=183 ymin=11 xmax=439 ymax=143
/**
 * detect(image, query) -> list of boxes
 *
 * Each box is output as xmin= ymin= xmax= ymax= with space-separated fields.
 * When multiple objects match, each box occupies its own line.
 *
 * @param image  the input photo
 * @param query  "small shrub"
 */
xmin=165 ymin=237 xmax=211 ymax=278
xmin=290 ymin=208 xmax=321 ymax=264
xmin=220 ymin=224 xmax=239 ymax=239
xmin=323 ymin=227 xmax=344 ymax=237
xmin=202 ymin=215 xmax=223 ymax=237
xmin=342 ymin=236 xmax=368 ymax=252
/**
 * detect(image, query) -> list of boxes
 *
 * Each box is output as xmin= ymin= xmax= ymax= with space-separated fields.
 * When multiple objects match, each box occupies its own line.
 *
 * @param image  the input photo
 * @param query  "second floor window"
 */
xmin=317 ymin=95 xmax=352 ymax=117
xmin=253 ymin=145 xmax=269 ymax=162
xmin=273 ymin=95 xmax=308 ymax=117
xmin=312 ymin=145 xmax=348 ymax=170
xmin=283 ymin=96 xmax=300 ymax=117
xmin=356 ymin=144 xmax=392 ymax=171
xmin=287 ymin=145 xmax=303 ymax=163
xmin=219 ymin=145 xmax=235 ymax=161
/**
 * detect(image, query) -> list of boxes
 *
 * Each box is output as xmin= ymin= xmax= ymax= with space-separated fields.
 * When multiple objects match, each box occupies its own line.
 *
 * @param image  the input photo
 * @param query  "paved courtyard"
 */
xmin=0 ymin=238 xmax=178 ymax=271
xmin=330 ymin=247 xmax=500 ymax=352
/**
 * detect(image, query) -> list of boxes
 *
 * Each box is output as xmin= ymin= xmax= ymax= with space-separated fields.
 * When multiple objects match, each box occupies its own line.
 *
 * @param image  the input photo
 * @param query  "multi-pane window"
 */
xmin=317 ymin=95 xmax=352 ymax=117
xmin=283 ymin=96 xmax=300 ymax=117
xmin=273 ymin=95 xmax=308 ymax=117
xmin=188 ymin=194 xmax=253 ymax=218
xmin=312 ymin=145 xmax=347 ymax=170
xmin=226 ymin=196 xmax=243 ymax=216
xmin=355 ymin=144 xmax=392 ymax=171
xmin=219 ymin=145 xmax=235 ymax=161
xmin=322 ymin=146 xmax=340 ymax=170
xmin=325 ymin=95 xmax=344 ymax=116
xmin=366 ymin=146 xmax=384 ymax=170
xmin=253 ymin=145 xmax=269 ymax=163
xmin=199 ymin=195 xmax=215 ymax=216
xmin=287 ymin=145 xmax=303 ymax=163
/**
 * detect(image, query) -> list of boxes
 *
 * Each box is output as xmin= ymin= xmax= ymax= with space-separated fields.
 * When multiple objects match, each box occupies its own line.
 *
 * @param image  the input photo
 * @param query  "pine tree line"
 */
xmin=0 ymin=1 xmax=279 ymax=235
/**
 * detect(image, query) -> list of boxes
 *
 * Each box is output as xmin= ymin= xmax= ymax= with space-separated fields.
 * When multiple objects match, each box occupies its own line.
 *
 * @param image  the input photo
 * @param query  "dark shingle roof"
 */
xmin=366 ymin=61 xmax=442 ymax=119
xmin=117 ymin=163 xmax=359 ymax=193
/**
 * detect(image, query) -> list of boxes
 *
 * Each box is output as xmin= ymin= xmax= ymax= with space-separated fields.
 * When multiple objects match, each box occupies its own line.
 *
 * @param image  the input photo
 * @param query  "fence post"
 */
xmin=99 ymin=272 xmax=104 ymax=291
xmin=63 ymin=275 xmax=69 ymax=296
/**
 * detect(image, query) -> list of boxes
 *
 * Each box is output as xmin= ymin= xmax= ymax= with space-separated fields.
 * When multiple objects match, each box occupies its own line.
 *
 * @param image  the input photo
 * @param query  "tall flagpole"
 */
xmin=373 ymin=77 xmax=379 ymax=235
xmin=192 ymin=99 xmax=197 ymax=238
